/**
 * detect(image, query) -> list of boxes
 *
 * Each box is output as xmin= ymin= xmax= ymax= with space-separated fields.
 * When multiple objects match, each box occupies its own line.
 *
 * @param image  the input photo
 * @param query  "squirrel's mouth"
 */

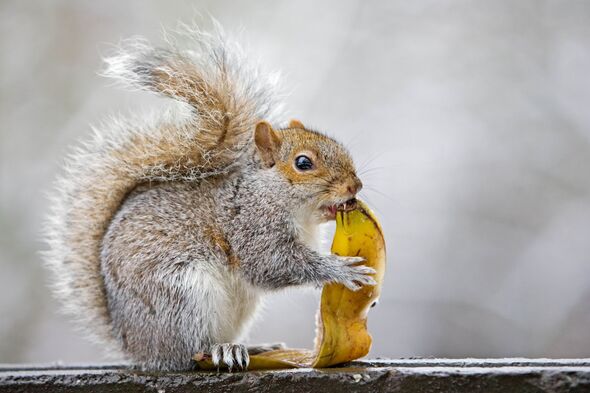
xmin=321 ymin=198 xmax=357 ymax=220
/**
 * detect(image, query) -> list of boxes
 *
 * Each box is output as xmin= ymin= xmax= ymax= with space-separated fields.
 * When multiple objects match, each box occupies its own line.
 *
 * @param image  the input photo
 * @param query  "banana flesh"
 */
xmin=194 ymin=199 xmax=386 ymax=370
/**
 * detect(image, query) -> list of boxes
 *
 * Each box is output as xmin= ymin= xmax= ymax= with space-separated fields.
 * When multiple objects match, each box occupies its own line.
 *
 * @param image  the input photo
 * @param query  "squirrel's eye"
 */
xmin=294 ymin=155 xmax=314 ymax=171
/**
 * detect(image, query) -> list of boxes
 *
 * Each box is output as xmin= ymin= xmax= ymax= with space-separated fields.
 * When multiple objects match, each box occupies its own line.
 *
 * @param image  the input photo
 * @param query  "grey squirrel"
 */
xmin=45 ymin=24 xmax=375 ymax=371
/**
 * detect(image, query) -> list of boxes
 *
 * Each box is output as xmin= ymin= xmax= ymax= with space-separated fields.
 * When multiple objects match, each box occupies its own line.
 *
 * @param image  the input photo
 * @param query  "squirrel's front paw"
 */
xmin=329 ymin=256 xmax=377 ymax=291
xmin=211 ymin=343 xmax=249 ymax=371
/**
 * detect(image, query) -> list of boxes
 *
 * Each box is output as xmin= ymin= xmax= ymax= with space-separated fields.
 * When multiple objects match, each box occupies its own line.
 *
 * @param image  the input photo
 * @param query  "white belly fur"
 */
xmin=181 ymin=262 xmax=262 ymax=345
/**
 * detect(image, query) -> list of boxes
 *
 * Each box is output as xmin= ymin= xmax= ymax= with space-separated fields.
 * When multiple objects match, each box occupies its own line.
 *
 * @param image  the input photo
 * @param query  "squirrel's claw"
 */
xmin=211 ymin=343 xmax=249 ymax=371
xmin=339 ymin=256 xmax=365 ymax=265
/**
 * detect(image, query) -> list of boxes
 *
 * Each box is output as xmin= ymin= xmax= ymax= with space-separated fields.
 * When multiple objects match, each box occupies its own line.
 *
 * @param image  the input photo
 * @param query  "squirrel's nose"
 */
xmin=346 ymin=177 xmax=363 ymax=195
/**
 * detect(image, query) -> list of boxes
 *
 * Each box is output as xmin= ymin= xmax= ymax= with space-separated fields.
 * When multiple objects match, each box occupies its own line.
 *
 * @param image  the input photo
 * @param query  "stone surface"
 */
xmin=1 ymin=359 xmax=590 ymax=392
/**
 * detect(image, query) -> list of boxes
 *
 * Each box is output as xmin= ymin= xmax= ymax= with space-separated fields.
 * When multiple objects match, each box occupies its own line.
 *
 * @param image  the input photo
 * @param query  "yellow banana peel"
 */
xmin=194 ymin=199 xmax=386 ymax=370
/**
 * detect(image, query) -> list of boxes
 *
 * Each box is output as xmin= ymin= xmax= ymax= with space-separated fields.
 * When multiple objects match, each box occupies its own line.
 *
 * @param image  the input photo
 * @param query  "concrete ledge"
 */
xmin=1 ymin=358 xmax=589 ymax=392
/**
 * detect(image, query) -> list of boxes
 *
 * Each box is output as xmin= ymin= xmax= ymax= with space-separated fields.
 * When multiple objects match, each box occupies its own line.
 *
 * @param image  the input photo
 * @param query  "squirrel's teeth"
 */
xmin=336 ymin=198 xmax=357 ymax=212
xmin=324 ymin=201 xmax=357 ymax=216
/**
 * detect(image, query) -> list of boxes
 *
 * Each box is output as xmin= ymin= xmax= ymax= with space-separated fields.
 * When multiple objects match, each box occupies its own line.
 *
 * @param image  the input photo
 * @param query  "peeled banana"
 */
xmin=194 ymin=199 xmax=386 ymax=370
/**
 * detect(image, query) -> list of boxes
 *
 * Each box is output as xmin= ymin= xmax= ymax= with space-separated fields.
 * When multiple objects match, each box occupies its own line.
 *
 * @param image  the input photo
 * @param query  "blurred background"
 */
xmin=1 ymin=0 xmax=590 ymax=364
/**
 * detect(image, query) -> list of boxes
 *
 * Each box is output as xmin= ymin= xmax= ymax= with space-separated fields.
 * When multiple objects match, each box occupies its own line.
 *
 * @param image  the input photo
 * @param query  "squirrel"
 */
xmin=44 ymin=24 xmax=376 ymax=371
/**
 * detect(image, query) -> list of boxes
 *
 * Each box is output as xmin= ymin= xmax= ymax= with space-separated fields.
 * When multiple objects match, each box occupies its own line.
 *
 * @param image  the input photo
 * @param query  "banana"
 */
xmin=194 ymin=199 xmax=386 ymax=370
xmin=311 ymin=199 xmax=386 ymax=367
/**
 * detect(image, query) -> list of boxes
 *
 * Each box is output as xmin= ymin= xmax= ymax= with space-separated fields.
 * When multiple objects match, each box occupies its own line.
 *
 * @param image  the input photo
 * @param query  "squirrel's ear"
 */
xmin=254 ymin=121 xmax=281 ymax=167
xmin=289 ymin=119 xmax=305 ymax=129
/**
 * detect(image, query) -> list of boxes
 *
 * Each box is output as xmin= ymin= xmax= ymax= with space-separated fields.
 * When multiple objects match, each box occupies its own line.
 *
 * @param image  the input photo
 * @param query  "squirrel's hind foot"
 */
xmin=211 ymin=343 xmax=249 ymax=371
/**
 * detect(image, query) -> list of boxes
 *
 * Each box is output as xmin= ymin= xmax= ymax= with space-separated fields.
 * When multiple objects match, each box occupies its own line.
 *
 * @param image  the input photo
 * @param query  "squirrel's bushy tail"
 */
xmin=44 ymin=23 xmax=284 ymax=352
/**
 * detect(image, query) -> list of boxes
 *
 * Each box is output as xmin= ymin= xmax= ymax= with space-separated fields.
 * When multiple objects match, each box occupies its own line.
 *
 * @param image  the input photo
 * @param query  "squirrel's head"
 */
xmin=254 ymin=120 xmax=362 ymax=222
